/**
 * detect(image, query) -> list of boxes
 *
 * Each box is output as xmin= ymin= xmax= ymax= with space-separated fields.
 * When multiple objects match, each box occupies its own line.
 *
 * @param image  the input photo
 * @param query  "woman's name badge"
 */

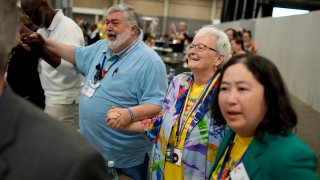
xmin=165 ymin=143 xmax=182 ymax=166
xmin=172 ymin=148 xmax=182 ymax=166
xmin=230 ymin=162 xmax=249 ymax=180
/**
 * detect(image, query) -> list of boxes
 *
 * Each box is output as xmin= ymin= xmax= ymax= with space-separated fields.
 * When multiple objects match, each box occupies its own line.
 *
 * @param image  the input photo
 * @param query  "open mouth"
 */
xmin=226 ymin=111 xmax=241 ymax=118
xmin=107 ymin=31 xmax=117 ymax=40
xmin=188 ymin=56 xmax=199 ymax=61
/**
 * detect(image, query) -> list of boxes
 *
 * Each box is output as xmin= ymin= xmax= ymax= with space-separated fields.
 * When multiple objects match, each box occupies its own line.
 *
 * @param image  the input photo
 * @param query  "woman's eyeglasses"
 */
xmin=188 ymin=43 xmax=217 ymax=52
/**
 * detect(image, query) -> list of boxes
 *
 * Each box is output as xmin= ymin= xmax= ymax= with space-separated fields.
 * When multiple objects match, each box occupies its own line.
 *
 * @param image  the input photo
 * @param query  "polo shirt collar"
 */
xmin=47 ymin=10 xmax=64 ymax=31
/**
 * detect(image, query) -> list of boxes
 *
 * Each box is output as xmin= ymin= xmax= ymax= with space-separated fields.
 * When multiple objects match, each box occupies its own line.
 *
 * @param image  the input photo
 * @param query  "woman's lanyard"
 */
xmin=174 ymin=73 xmax=219 ymax=147
xmin=217 ymin=136 xmax=247 ymax=179
xmin=94 ymin=39 xmax=140 ymax=83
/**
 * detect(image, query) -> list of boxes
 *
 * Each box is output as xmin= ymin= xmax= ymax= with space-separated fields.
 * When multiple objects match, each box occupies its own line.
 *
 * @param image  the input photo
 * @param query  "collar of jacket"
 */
xmin=0 ymin=86 xmax=21 ymax=179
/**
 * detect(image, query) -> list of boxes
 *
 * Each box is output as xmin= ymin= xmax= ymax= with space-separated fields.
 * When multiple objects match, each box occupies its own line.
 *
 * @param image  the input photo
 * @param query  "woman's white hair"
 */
xmin=194 ymin=25 xmax=231 ymax=68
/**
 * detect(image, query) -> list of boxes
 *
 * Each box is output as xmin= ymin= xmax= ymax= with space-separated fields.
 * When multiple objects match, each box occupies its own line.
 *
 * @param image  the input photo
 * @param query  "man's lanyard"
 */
xmin=174 ymin=72 xmax=219 ymax=147
xmin=94 ymin=38 xmax=140 ymax=83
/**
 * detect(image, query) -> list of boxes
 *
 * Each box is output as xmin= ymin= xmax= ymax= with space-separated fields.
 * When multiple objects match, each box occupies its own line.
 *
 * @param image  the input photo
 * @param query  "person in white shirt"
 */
xmin=21 ymin=0 xmax=84 ymax=129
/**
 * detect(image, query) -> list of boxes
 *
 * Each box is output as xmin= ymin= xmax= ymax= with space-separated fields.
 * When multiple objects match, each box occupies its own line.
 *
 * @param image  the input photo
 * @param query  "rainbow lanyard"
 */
xmin=96 ymin=38 xmax=141 ymax=81
xmin=218 ymin=135 xmax=247 ymax=179
xmin=174 ymin=73 xmax=219 ymax=147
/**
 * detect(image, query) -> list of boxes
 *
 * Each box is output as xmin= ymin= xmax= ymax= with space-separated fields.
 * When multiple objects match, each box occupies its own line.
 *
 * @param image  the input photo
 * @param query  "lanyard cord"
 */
xmin=98 ymin=38 xmax=141 ymax=80
xmin=175 ymin=72 xmax=219 ymax=147
xmin=217 ymin=135 xmax=247 ymax=179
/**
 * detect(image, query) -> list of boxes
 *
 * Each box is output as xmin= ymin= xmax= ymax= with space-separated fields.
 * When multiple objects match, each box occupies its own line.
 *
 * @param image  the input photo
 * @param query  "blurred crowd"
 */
xmin=1 ymin=1 xmax=318 ymax=180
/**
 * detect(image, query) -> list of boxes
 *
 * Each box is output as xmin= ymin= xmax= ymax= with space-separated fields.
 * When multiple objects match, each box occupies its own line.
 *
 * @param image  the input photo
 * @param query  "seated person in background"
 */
xmin=224 ymin=28 xmax=237 ymax=42
xmin=6 ymin=15 xmax=45 ymax=109
xmin=243 ymin=30 xmax=257 ymax=54
xmin=209 ymin=54 xmax=319 ymax=179
xmin=237 ymin=27 xmax=247 ymax=38
xmin=87 ymin=23 xmax=100 ymax=45
xmin=157 ymin=33 xmax=170 ymax=48
xmin=114 ymin=25 xmax=231 ymax=179
xmin=0 ymin=1 xmax=106 ymax=179
xmin=97 ymin=18 xmax=106 ymax=39
xmin=143 ymin=33 xmax=156 ymax=47
xmin=230 ymin=37 xmax=247 ymax=56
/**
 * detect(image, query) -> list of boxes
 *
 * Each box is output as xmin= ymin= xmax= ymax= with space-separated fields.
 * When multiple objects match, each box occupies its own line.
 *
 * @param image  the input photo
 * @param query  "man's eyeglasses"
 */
xmin=188 ymin=43 xmax=217 ymax=52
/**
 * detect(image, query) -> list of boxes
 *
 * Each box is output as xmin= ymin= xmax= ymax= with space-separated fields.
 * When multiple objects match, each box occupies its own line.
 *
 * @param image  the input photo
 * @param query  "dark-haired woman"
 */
xmin=209 ymin=54 xmax=318 ymax=179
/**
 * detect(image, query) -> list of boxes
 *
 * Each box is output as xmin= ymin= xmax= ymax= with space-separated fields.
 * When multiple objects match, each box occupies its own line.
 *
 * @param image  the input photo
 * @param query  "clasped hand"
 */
xmin=20 ymin=32 xmax=44 ymax=51
xmin=106 ymin=106 xmax=131 ymax=129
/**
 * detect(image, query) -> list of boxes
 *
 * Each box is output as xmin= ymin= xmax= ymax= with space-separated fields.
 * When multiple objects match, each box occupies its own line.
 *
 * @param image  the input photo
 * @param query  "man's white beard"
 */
xmin=106 ymin=28 xmax=131 ymax=50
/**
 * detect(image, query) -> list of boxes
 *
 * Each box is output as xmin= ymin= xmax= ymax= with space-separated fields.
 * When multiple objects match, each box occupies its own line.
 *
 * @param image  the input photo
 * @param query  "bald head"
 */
xmin=0 ymin=0 xmax=18 ymax=74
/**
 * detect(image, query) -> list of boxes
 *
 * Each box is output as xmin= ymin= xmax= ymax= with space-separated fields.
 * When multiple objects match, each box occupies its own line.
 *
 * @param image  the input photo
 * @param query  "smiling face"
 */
xmin=242 ymin=32 xmax=251 ymax=42
xmin=218 ymin=62 xmax=267 ymax=137
xmin=105 ymin=12 xmax=135 ymax=53
xmin=187 ymin=35 xmax=222 ymax=75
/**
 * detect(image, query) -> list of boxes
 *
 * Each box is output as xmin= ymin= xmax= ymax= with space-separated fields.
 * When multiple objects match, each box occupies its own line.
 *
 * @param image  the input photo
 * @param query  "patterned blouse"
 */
xmin=142 ymin=72 xmax=228 ymax=179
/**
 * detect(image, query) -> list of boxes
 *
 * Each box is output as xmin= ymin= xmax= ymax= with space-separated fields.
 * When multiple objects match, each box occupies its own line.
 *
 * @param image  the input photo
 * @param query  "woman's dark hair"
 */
xmin=213 ymin=54 xmax=297 ymax=136
xmin=244 ymin=30 xmax=252 ymax=38
xmin=225 ymin=28 xmax=238 ymax=40
xmin=232 ymin=37 xmax=245 ymax=51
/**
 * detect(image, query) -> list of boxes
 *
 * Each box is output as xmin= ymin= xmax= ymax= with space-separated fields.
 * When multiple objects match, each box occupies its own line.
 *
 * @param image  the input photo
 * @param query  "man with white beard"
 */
xmin=22 ymin=4 xmax=167 ymax=179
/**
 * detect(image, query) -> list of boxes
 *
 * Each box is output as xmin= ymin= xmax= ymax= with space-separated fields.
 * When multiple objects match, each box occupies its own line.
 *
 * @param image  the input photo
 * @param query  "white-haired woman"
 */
xmin=116 ymin=25 xmax=231 ymax=179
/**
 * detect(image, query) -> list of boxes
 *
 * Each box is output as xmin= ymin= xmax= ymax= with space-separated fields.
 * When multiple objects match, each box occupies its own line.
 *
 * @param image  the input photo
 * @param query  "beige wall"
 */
xmin=73 ymin=0 xmax=113 ymax=9
xmin=73 ymin=0 xmax=222 ymax=20
xmin=168 ymin=4 xmax=210 ymax=20
xmin=72 ymin=0 xmax=222 ymax=36
xmin=123 ymin=0 xmax=164 ymax=17
xmin=214 ymin=0 xmax=223 ymax=20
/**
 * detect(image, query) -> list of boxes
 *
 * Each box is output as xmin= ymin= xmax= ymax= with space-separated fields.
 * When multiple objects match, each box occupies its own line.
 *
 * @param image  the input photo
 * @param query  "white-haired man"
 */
xmin=22 ymin=3 xmax=168 ymax=179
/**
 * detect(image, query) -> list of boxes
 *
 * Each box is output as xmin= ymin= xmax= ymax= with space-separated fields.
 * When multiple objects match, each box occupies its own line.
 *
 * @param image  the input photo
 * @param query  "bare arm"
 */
xmin=39 ymin=47 xmax=61 ymax=68
xmin=44 ymin=37 xmax=76 ymax=64
xmin=121 ymin=121 xmax=145 ymax=132
xmin=130 ymin=103 xmax=160 ymax=121
xmin=21 ymin=32 xmax=76 ymax=66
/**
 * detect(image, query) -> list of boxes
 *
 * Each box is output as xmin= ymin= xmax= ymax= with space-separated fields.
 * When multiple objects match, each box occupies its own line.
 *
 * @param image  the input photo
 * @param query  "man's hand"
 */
xmin=106 ymin=106 xmax=131 ymax=129
xmin=20 ymin=32 xmax=44 ymax=51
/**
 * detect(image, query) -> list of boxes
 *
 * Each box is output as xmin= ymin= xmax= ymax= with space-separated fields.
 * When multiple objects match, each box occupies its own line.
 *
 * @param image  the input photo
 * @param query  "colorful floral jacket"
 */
xmin=142 ymin=72 xmax=227 ymax=180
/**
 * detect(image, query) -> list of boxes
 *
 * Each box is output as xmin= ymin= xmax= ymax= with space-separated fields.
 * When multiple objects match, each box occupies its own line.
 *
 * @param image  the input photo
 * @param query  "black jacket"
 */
xmin=0 ymin=87 xmax=106 ymax=180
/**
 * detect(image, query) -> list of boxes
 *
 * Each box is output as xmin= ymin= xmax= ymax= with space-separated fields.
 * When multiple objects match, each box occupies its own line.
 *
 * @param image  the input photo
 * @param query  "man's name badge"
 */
xmin=82 ymin=86 xmax=95 ymax=97
xmin=230 ymin=162 xmax=250 ymax=180
xmin=82 ymin=81 xmax=100 ymax=98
